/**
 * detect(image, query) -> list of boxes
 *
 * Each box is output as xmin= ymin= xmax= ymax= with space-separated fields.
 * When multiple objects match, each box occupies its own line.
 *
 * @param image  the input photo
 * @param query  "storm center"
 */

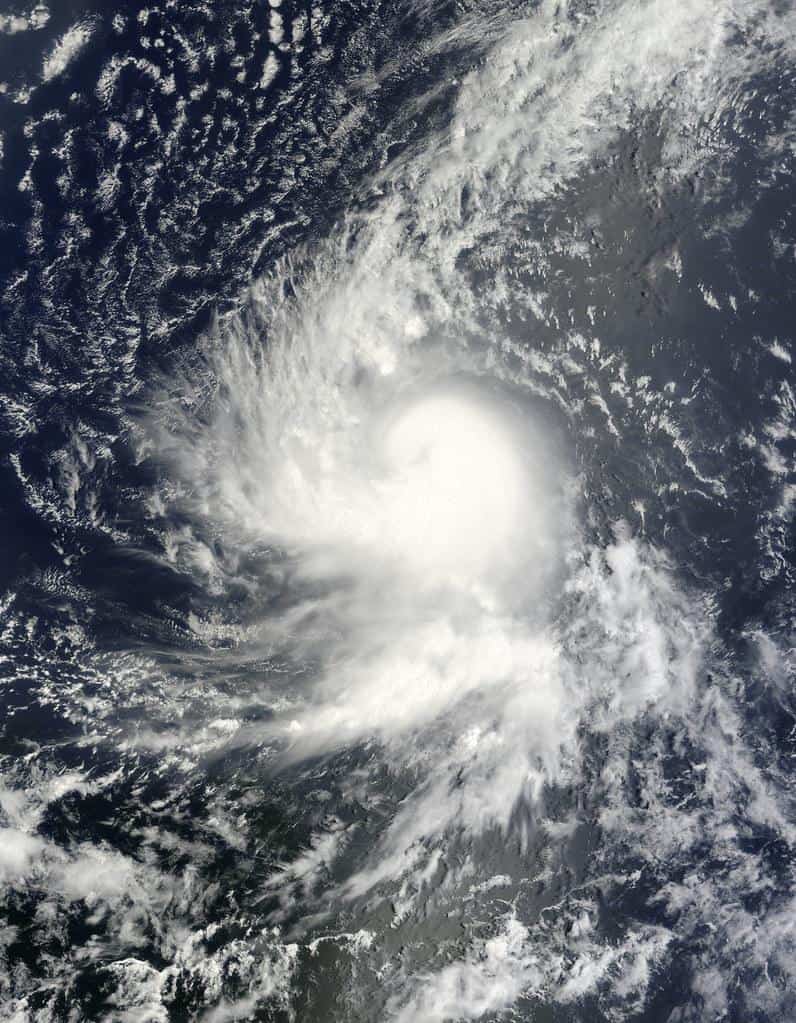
xmin=375 ymin=393 xmax=528 ymax=585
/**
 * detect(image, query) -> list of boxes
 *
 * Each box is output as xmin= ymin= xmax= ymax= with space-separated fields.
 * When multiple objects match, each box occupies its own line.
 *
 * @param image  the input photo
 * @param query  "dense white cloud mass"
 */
xmin=366 ymin=391 xmax=529 ymax=584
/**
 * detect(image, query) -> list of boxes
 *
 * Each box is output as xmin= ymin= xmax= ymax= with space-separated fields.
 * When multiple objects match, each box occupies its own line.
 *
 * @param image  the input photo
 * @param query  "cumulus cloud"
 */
xmin=42 ymin=20 xmax=93 ymax=82
xmin=391 ymin=917 xmax=540 ymax=1023
xmin=0 ymin=828 xmax=45 ymax=881
xmin=0 ymin=5 xmax=48 ymax=35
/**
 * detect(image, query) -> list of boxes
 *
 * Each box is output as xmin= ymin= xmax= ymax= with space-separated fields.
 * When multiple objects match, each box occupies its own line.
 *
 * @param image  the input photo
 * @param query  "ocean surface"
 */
xmin=0 ymin=1 xmax=795 ymax=1021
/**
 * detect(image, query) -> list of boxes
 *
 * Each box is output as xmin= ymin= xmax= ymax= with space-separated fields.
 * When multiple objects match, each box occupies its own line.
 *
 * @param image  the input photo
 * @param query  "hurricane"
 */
xmin=0 ymin=0 xmax=795 ymax=1021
